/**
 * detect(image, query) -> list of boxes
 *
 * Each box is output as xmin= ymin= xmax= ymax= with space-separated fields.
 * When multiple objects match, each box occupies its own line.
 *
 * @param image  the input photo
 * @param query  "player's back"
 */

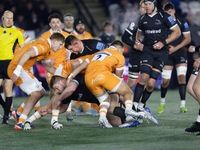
xmin=86 ymin=46 xmax=125 ymax=73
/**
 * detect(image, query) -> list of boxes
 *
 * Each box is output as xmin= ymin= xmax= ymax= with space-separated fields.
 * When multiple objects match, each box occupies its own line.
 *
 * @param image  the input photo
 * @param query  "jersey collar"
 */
xmin=147 ymin=12 xmax=158 ymax=18
xmin=47 ymin=38 xmax=51 ymax=47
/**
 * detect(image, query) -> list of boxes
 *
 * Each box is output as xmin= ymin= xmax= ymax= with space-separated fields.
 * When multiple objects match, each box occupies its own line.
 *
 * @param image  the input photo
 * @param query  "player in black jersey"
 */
xmin=65 ymin=35 xmax=109 ymax=60
xmin=157 ymin=2 xmax=191 ymax=114
xmin=132 ymin=0 xmax=181 ymax=113
xmin=121 ymin=0 xmax=146 ymax=91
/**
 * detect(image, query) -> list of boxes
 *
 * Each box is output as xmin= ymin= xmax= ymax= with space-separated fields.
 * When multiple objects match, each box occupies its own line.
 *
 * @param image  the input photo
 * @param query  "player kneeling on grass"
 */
xmin=66 ymin=40 xmax=145 ymax=128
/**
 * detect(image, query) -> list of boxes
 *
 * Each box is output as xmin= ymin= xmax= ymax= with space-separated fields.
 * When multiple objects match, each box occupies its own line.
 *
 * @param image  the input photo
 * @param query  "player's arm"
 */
xmin=169 ymin=32 xmax=191 ymax=54
xmin=114 ymin=69 xmax=124 ymax=78
xmin=134 ymin=29 xmax=144 ymax=51
xmin=67 ymin=60 xmax=89 ymax=84
xmin=41 ymin=60 xmax=56 ymax=74
xmin=11 ymin=47 xmax=37 ymax=82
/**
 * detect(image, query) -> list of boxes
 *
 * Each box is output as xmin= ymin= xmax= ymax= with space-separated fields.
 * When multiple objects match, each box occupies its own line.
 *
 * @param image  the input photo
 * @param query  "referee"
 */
xmin=0 ymin=10 xmax=24 ymax=124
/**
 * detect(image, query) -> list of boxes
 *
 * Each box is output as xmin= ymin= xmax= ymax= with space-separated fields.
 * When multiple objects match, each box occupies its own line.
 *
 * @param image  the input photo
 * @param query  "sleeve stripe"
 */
xmin=33 ymin=46 xmax=39 ymax=56
xmin=125 ymin=29 xmax=133 ymax=35
xmin=170 ymin=24 xmax=178 ymax=30
xmin=182 ymin=31 xmax=190 ymax=34
xmin=116 ymin=66 xmax=124 ymax=70
xmin=41 ymin=59 xmax=51 ymax=63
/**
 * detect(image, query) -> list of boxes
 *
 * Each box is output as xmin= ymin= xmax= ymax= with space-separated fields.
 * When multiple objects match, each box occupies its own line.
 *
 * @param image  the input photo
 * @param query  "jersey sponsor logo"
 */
xmin=155 ymin=19 xmax=161 ymax=25
xmin=143 ymin=22 xmax=147 ymax=24
xmin=145 ymin=29 xmax=161 ymax=34
xmin=96 ymin=42 xmax=106 ymax=50
xmin=91 ymin=75 xmax=105 ymax=84
xmin=168 ymin=16 xmax=175 ymax=25
xmin=180 ymin=57 xmax=186 ymax=62
xmin=40 ymin=45 xmax=45 ymax=52
xmin=129 ymin=22 xmax=135 ymax=30
xmin=184 ymin=22 xmax=189 ymax=30
xmin=128 ymin=63 xmax=132 ymax=68
xmin=160 ymin=61 xmax=164 ymax=68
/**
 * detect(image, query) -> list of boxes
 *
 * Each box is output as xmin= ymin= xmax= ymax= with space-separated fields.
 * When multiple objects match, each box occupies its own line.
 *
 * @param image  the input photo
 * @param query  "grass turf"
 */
xmin=0 ymin=89 xmax=200 ymax=150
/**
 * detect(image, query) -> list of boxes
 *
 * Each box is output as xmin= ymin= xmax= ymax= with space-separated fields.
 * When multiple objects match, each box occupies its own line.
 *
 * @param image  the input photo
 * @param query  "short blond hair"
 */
xmin=139 ymin=0 xmax=144 ymax=6
xmin=50 ymin=32 xmax=65 ymax=43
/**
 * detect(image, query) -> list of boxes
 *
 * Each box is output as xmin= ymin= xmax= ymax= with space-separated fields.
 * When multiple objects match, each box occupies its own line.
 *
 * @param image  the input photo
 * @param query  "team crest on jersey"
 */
xmin=129 ymin=22 xmax=135 ymax=30
xmin=96 ymin=42 xmax=106 ymax=50
xmin=155 ymin=19 xmax=161 ymax=25
xmin=168 ymin=16 xmax=175 ymax=24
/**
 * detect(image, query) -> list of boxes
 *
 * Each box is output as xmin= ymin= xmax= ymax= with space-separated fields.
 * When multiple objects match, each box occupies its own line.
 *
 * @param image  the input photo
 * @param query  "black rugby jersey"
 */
xmin=122 ymin=21 xmax=141 ymax=54
xmin=138 ymin=11 xmax=177 ymax=47
xmin=70 ymin=39 xmax=109 ymax=59
xmin=168 ymin=16 xmax=190 ymax=47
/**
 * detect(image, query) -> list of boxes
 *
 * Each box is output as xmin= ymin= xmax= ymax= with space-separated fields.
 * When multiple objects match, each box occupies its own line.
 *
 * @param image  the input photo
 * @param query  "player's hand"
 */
xmin=50 ymin=58 xmax=56 ymax=65
xmin=188 ymin=45 xmax=195 ymax=53
xmin=153 ymin=41 xmax=164 ymax=50
xmin=134 ymin=40 xmax=143 ymax=51
xmin=64 ymin=58 xmax=70 ymax=63
xmin=169 ymin=45 xmax=176 ymax=55
xmin=193 ymin=58 xmax=200 ymax=71
xmin=11 ymin=73 xmax=19 ymax=83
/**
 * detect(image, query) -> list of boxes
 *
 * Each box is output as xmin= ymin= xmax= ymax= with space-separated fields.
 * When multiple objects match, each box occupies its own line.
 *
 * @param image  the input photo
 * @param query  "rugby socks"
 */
xmin=0 ymin=95 xmax=5 ymax=109
xmin=161 ymin=86 xmax=168 ymax=99
xmin=134 ymin=83 xmax=144 ymax=103
xmin=99 ymin=108 xmax=107 ymax=118
xmin=179 ymin=84 xmax=186 ymax=107
xmin=35 ymin=100 xmax=40 ymax=111
xmin=18 ymin=114 xmax=27 ymax=124
xmin=66 ymin=102 xmax=72 ymax=114
xmin=17 ymin=103 xmax=25 ymax=116
xmin=4 ymin=97 xmax=12 ymax=117
xmin=160 ymin=98 xmax=165 ymax=104
xmin=125 ymin=100 xmax=133 ymax=110
xmin=51 ymin=109 xmax=59 ymax=125
xmin=83 ymin=102 xmax=90 ymax=111
xmin=141 ymin=89 xmax=152 ymax=104
xmin=113 ymin=107 xmax=126 ymax=123
xmin=26 ymin=111 xmax=42 ymax=123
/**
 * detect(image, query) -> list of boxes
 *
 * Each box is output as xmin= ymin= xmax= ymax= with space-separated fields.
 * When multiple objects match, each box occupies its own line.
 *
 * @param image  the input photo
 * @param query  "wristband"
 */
xmin=68 ymin=73 xmax=74 ymax=79
xmin=161 ymin=40 xmax=167 ymax=46
xmin=13 ymin=65 xmax=22 ymax=77
xmin=193 ymin=47 xmax=195 ymax=52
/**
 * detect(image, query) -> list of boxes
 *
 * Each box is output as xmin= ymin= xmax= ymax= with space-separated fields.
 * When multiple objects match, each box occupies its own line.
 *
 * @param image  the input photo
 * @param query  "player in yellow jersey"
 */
xmin=8 ymin=32 xmax=65 ymax=130
xmin=0 ymin=11 xmax=25 ymax=124
xmin=71 ymin=18 xmax=99 ymax=116
xmin=67 ymin=40 xmax=144 ymax=128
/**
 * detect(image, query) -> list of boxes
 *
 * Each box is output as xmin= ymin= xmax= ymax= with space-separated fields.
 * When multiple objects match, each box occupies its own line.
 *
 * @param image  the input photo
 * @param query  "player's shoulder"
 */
xmin=61 ymin=30 xmax=69 ymax=37
xmin=176 ymin=16 xmax=187 ymax=24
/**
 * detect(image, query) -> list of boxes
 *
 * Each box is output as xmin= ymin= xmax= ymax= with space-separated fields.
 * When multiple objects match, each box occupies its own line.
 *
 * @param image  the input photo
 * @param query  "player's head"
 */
xmin=50 ymin=76 xmax=66 ymax=94
xmin=103 ymin=20 xmax=113 ymax=34
xmin=65 ymin=35 xmax=82 ymax=54
xmin=2 ymin=10 xmax=13 ymax=28
xmin=111 ymin=40 xmax=124 ymax=54
xmin=63 ymin=13 xmax=74 ymax=29
xmin=139 ymin=0 xmax=146 ymax=15
xmin=48 ymin=13 xmax=62 ymax=31
xmin=163 ymin=2 xmax=175 ymax=18
xmin=144 ymin=0 xmax=157 ymax=14
xmin=49 ymin=32 xmax=65 ymax=52
xmin=74 ymin=18 xmax=85 ymax=34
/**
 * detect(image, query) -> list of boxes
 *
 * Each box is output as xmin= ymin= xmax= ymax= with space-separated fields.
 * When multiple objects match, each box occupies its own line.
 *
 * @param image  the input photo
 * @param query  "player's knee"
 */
xmin=150 ymin=70 xmax=160 ymax=80
xmin=140 ymin=65 xmax=152 ymax=76
xmin=161 ymin=70 xmax=172 ymax=79
xmin=176 ymin=66 xmax=187 ymax=76
xmin=97 ymin=92 xmax=109 ymax=104
xmin=161 ymin=79 xmax=170 ymax=87
xmin=40 ymin=89 xmax=46 ymax=98
xmin=147 ymin=81 xmax=155 ymax=91
xmin=30 ymin=91 xmax=42 ymax=99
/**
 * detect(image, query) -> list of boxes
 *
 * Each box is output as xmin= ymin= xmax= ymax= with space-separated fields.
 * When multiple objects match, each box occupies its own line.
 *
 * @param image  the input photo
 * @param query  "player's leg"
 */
xmin=187 ymin=70 xmax=198 ymax=100
xmin=185 ymin=70 xmax=200 ymax=134
xmin=158 ymin=65 xmax=173 ymax=113
xmin=176 ymin=63 xmax=188 ymax=113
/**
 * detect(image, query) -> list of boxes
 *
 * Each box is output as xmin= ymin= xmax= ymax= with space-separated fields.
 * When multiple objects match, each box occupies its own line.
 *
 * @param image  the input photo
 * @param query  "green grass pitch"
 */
xmin=0 ymin=89 xmax=200 ymax=150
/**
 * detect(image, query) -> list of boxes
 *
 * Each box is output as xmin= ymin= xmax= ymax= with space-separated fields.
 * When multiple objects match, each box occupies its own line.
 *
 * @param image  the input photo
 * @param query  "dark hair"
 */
xmin=50 ymin=75 xmax=64 ymax=89
xmin=49 ymin=32 xmax=65 ymax=43
xmin=48 ymin=13 xmax=62 ymax=23
xmin=64 ymin=35 xmax=79 ymax=49
xmin=103 ymin=20 xmax=113 ymax=27
xmin=111 ymin=40 xmax=124 ymax=48
xmin=163 ymin=2 xmax=175 ymax=11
